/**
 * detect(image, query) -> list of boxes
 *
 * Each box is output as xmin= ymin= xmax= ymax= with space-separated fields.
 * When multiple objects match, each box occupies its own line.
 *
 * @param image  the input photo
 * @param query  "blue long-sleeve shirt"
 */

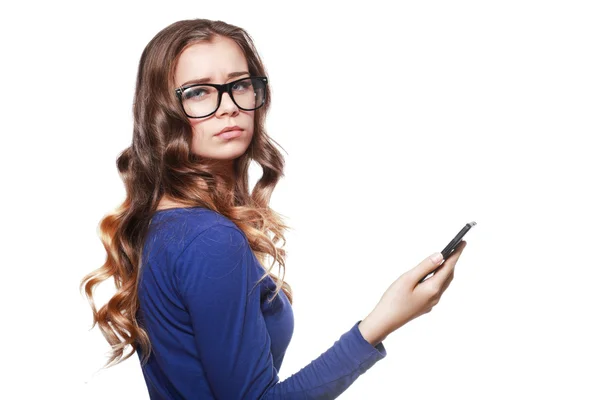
xmin=136 ymin=207 xmax=387 ymax=399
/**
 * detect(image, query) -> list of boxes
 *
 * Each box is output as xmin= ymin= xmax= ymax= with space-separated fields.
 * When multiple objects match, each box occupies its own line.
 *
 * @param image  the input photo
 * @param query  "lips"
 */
xmin=215 ymin=129 xmax=243 ymax=140
xmin=216 ymin=125 xmax=242 ymax=136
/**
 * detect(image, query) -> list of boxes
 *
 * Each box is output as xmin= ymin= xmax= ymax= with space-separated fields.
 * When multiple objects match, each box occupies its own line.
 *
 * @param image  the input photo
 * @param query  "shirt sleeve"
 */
xmin=175 ymin=223 xmax=387 ymax=399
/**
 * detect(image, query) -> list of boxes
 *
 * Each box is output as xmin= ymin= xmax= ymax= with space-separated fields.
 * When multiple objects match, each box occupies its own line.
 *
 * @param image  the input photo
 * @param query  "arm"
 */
xmin=175 ymin=223 xmax=387 ymax=399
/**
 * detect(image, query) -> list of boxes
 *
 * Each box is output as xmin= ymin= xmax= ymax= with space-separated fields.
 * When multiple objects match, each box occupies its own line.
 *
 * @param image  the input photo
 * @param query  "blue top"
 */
xmin=136 ymin=207 xmax=387 ymax=399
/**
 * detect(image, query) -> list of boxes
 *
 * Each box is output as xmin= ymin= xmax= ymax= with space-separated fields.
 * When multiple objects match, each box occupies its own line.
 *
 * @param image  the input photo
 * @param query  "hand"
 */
xmin=359 ymin=240 xmax=467 ymax=345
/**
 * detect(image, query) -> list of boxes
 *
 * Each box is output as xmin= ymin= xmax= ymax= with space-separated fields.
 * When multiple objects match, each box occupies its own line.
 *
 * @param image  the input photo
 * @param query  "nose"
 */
xmin=216 ymin=92 xmax=239 ymax=117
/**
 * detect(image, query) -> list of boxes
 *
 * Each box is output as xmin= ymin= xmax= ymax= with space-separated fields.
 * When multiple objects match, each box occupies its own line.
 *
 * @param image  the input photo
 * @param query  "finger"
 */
xmin=440 ymin=269 xmax=454 ymax=294
xmin=437 ymin=240 xmax=467 ymax=270
xmin=435 ymin=240 xmax=467 ymax=281
xmin=413 ymin=240 xmax=467 ymax=287
xmin=448 ymin=240 xmax=467 ymax=261
xmin=409 ymin=250 xmax=446 ymax=285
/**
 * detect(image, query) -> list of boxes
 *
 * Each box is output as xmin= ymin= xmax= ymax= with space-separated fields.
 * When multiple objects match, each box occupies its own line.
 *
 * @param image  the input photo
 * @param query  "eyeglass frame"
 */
xmin=174 ymin=76 xmax=268 ymax=119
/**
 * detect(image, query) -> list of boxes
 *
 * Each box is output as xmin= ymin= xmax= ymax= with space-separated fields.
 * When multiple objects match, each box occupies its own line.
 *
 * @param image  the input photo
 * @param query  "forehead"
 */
xmin=174 ymin=37 xmax=249 ymax=86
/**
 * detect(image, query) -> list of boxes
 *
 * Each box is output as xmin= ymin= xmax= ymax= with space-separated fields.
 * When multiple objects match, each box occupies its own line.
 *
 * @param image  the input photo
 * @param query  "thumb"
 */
xmin=409 ymin=252 xmax=444 ymax=283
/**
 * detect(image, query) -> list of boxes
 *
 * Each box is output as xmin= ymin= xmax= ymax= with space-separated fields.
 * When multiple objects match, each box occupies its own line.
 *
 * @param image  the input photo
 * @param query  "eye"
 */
xmin=232 ymin=80 xmax=252 ymax=92
xmin=183 ymin=87 xmax=209 ymax=100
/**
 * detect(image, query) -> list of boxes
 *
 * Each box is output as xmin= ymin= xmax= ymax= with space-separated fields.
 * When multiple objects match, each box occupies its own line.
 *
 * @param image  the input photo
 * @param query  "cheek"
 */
xmin=189 ymin=124 xmax=208 ymax=154
xmin=247 ymin=112 xmax=256 ymax=136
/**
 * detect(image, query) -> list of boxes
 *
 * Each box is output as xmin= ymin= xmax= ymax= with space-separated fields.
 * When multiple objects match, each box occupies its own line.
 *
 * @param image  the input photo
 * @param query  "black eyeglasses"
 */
xmin=175 ymin=76 xmax=268 ymax=118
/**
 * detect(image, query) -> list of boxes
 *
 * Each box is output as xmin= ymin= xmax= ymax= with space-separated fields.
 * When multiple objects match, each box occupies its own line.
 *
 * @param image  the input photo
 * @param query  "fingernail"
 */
xmin=430 ymin=252 xmax=443 ymax=264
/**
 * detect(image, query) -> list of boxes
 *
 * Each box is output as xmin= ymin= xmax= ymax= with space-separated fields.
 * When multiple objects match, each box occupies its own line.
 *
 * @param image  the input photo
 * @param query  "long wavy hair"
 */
xmin=80 ymin=18 xmax=293 ymax=369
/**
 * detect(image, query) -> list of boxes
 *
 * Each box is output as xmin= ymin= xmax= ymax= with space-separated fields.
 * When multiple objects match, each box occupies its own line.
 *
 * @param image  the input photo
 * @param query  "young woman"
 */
xmin=80 ymin=18 xmax=467 ymax=399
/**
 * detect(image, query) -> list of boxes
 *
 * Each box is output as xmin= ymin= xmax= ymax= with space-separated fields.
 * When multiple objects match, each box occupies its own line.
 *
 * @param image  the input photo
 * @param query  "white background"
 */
xmin=1 ymin=0 xmax=598 ymax=399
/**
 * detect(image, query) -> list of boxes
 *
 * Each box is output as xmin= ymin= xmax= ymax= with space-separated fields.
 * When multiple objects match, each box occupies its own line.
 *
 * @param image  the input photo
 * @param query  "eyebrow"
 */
xmin=179 ymin=71 xmax=250 ymax=87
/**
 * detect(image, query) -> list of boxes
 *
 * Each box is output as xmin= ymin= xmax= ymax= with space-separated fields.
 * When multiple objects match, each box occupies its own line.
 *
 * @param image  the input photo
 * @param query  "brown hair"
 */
xmin=79 ymin=18 xmax=292 ymax=369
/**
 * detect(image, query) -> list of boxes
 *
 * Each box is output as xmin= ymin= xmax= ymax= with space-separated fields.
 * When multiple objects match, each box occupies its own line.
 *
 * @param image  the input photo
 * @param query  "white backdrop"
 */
xmin=1 ymin=0 xmax=598 ymax=399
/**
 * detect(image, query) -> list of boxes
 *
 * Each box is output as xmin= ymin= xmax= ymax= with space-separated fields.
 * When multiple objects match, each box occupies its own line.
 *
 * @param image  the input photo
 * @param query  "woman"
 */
xmin=80 ymin=18 xmax=467 ymax=399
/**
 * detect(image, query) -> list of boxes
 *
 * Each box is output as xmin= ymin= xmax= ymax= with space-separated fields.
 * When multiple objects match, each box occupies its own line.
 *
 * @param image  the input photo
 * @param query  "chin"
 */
xmin=206 ymin=145 xmax=251 ymax=160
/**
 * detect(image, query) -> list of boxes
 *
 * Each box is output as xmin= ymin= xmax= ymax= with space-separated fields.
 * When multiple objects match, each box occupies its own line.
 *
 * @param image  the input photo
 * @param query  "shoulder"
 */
xmin=181 ymin=222 xmax=248 ymax=259
xmin=151 ymin=206 xmax=236 ymax=231
xmin=147 ymin=207 xmax=245 ymax=263
xmin=164 ymin=211 xmax=249 ymax=280
xmin=151 ymin=207 xmax=241 ymax=243
xmin=174 ymin=221 xmax=252 ymax=297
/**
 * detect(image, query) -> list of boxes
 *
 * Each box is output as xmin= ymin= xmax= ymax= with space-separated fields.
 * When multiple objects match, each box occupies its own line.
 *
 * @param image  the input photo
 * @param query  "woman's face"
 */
xmin=174 ymin=36 xmax=255 ymax=168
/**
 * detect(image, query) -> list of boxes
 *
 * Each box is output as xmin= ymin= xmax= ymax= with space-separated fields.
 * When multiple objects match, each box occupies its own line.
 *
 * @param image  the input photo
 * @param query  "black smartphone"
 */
xmin=419 ymin=221 xmax=477 ymax=284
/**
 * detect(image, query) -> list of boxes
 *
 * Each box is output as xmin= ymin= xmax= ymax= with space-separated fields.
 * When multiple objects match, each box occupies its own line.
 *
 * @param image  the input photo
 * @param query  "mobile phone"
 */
xmin=418 ymin=221 xmax=477 ymax=284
